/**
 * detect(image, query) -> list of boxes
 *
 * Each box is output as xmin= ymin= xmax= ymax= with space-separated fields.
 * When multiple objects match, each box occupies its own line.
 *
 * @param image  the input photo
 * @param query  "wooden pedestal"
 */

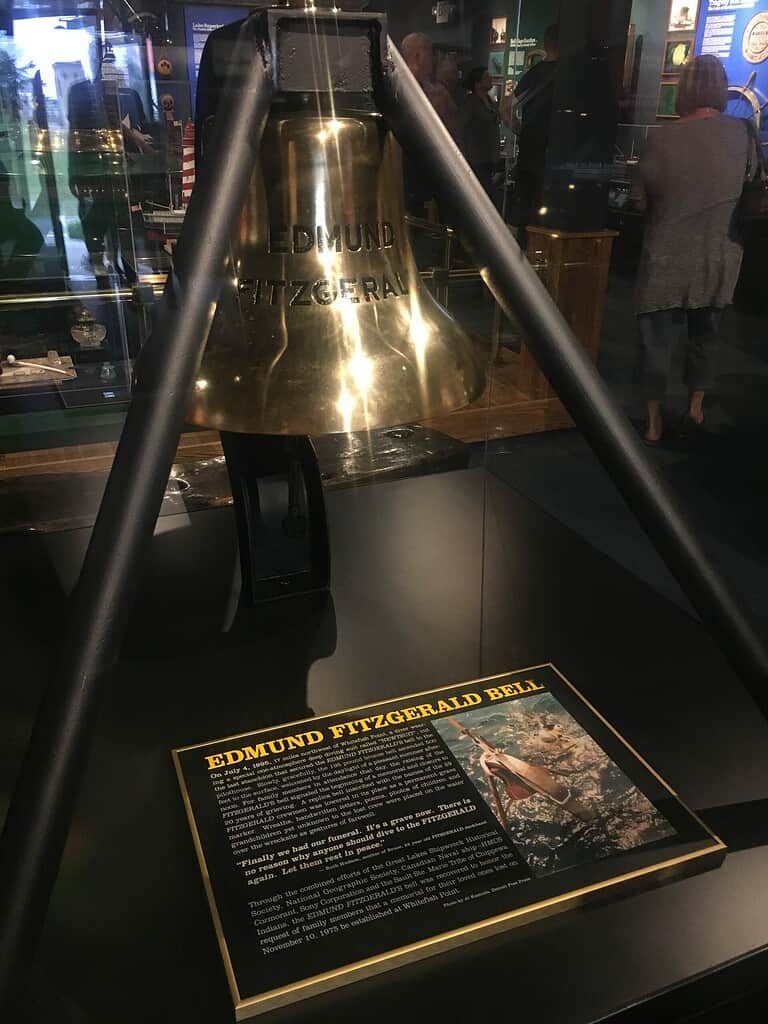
xmin=517 ymin=226 xmax=618 ymax=399
xmin=421 ymin=225 xmax=617 ymax=443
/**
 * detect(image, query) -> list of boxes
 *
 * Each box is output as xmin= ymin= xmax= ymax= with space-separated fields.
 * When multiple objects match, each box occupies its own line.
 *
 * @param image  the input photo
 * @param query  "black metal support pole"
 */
xmin=378 ymin=38 xmax=768 ymax=705
xmin=0 ymin=15 xmax=273 ymax=1009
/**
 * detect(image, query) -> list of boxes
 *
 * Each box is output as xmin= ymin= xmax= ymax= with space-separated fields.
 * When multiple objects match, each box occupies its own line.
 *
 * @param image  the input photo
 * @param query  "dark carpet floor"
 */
xmin=469 ymin=270 xmax=768 ymax=643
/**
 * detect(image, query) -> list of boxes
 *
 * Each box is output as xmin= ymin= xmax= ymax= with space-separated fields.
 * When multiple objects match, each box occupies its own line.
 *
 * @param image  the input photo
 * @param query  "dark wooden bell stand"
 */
xmin=423 ymin=226 xmax=618 ymax=443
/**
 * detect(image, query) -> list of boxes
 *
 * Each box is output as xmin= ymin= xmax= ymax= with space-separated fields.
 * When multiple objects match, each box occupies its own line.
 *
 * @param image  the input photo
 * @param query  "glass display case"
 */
xmin=0 ymin=4 xmax=537 ymax=534
xmin=0 ymin=3 xmax=593 ymax=484
xmin=1 ymin=4 xmax=767 ymax=1024
xmin=0 ymin=22 xmax=174 ymax=428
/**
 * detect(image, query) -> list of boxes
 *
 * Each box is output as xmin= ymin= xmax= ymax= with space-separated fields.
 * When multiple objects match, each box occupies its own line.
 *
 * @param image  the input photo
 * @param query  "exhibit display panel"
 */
xmin=1 ymin=3 xmax=767 ymax=1023
xmin=175 ymin=665 xmax=723 ymax=1018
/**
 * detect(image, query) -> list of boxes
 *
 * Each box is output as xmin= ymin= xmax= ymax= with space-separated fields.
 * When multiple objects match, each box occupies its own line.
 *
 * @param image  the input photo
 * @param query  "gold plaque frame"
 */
xmin=173 ymin=663 xmax=725 ymax=1020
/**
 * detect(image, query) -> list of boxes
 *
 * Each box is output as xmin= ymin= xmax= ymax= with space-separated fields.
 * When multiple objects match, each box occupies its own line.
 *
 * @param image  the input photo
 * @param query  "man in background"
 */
xmin=434 ymin=52 xmax=466 ymax=147
xmin=68 ymin=38 xmax=155 ymax=283
xmin=505 ymin=23 xmax=559 ymax=246
xmin=400 ymin=32 xmax=462 ymax=216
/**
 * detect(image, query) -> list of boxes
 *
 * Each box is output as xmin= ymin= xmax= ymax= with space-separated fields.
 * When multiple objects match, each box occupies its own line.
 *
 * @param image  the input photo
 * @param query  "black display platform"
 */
xmin=1 ymin=467 xmax=767 ymax=1023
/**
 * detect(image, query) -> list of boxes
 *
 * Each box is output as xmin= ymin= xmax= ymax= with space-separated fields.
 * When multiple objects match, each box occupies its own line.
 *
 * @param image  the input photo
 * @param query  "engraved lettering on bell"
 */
xmin=187 ymin=113 xmax=486 ymax=435
xmin=268 ymin=222 xmax=395 ymax=255
xmin=236 ymin=272 xmax=408 ymax=310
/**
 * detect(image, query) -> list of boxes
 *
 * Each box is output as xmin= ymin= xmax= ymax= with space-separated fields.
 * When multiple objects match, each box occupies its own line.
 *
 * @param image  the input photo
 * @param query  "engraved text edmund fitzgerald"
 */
xmin=236 ymin=221 xmax=408 ymax=310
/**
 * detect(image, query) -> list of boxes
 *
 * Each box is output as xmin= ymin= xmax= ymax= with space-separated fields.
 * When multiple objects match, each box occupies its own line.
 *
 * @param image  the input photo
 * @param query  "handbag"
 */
xmin=737 ymin=118 xmax=768 ymax=228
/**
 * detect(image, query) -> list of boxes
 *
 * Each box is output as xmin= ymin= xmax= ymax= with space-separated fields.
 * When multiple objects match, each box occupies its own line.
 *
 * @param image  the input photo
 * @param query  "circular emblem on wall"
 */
xmin=743 ymin=13 xmax=768 ymax=65
xmin=157 ymin=56 xmax=173 ymax=77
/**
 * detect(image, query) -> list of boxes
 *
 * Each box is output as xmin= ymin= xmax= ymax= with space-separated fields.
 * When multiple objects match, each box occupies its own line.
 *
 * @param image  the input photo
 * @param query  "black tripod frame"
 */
xmin=1 ymin=7 xmax=766 ymax=1009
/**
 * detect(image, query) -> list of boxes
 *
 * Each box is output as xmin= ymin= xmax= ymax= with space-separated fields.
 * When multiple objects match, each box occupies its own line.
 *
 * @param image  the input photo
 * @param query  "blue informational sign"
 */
xmin=184 ymin=4 xmax=244 ymax=115
xmin=694 ymin=0 xmax=768 ymax=135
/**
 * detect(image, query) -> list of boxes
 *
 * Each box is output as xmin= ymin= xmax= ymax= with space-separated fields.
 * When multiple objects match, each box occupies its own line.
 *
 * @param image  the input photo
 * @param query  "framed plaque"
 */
xmin=664 ymin=37 xmax=693 ymax=73
xmin=657 ymin=81 xmax=679 ymax=117
xmin=173 ymin=664 xmax=724 ymax=1019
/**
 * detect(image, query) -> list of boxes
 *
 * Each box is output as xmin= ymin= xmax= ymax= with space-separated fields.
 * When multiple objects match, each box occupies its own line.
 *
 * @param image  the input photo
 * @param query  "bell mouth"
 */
xmin=187 ymin=308 xmax=487 ymax=436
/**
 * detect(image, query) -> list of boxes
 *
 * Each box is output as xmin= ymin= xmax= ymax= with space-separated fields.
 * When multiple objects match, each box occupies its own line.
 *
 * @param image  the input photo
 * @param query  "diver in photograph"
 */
xmin=447 ymin=717 xmax=595 ymax=825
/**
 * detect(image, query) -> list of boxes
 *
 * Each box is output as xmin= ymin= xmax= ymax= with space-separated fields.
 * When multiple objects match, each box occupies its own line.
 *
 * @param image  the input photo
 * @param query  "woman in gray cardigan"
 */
xmin=631 ymin=55 xmax=753 ymax=444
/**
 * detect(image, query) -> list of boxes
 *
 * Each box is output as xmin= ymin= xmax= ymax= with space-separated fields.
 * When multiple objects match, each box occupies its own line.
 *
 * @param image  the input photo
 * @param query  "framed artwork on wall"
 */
xmin=490 ymin=17 xmax=507 ymax=46
xmin=488 ymin=50 xmax=505 ymax=78
xmin=668 ymin=0 xmax=699 ymax=33
xmin=664 ymin=38 xmax=693 ymax=73
xmin=657 ymin=80 xmax=679 ymax=117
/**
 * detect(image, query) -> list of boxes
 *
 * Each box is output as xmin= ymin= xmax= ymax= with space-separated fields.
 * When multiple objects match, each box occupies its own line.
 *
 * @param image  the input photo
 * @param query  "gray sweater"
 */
xmin=631 ymin=116 xmax=753 ymax=313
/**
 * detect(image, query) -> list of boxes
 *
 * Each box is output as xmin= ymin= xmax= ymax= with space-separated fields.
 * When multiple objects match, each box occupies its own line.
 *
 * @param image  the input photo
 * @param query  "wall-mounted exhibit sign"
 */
xmin=695 ymin=0 xmax=768 ymax=132
xmin=173 ymin=664 xmax=724 ymax=1019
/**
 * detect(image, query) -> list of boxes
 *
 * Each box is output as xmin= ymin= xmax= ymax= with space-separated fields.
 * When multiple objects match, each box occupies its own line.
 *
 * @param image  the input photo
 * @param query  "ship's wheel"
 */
xmin=726 ymin=70 xmax=768 ymax=132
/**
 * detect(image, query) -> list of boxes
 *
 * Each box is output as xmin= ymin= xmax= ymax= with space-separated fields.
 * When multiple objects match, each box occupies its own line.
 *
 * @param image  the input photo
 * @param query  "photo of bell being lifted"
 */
xmin=434 ymin=694 xmax=677 ymax=878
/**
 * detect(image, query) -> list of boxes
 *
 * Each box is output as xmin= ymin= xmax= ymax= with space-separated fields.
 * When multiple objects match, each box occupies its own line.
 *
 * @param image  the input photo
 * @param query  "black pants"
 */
xmin=78 ymin=191 xmax=119 ymax=260
xmin=637 ymin=308 xmax=721 ymax=401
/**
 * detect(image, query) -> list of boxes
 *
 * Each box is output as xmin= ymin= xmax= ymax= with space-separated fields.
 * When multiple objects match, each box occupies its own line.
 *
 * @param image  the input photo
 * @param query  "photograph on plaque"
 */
xmin=432 ymin=695 xmax=675 ymax=877
xmin=173 ymin=664 xmax=724 ymax=1020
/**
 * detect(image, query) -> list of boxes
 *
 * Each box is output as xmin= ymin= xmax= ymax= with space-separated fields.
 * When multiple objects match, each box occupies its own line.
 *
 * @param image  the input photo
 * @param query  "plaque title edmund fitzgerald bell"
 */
xmin=203 ymin=680 xmax=546 ymax=769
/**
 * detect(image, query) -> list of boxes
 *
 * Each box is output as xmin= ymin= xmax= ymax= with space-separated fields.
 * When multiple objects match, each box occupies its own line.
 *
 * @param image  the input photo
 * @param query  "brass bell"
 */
xmin=186 ymin=108 xmax=486 ymax=435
